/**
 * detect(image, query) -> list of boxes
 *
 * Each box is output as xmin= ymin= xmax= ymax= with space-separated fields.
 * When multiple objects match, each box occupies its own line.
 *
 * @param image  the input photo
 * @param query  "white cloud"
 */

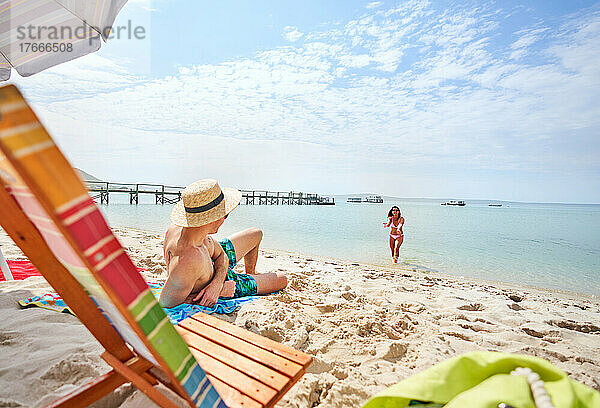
xmin=338 ymin=54 xmax=371 ymax=68
xmin=510 ymin=27 xmax=548 ymax=60
xmin=366 ymin=2 xmax=383 ymax=10
xmin=283 ymin=26 xmax=304 ymax=42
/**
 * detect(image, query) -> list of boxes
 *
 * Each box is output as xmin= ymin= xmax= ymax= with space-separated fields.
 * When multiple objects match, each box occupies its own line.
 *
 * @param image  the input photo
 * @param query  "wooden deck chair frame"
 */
xmin=0 ymin=85 xmax=311 ymax=408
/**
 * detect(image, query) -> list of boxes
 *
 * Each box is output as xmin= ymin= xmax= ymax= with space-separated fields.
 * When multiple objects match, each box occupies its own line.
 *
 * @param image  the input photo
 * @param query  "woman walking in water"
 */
xmin=383 ymin=206 xmax=404 ymax=263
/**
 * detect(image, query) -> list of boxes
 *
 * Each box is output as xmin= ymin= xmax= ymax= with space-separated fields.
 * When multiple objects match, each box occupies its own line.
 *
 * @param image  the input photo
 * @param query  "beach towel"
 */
xmin=1 ymin=260 xmax=43 ymax=281
xmin=147 ymin=281 xmax=260 ymax=322
xmin=18 ymin=279 xmax=260 ymax=321
xmin=18 ymin=292 xmax=73 ymax=314
xmin=362 ymin=351 xmax=600 ymax=408
xmin=12 ymin=258 xmax=261 ymax=319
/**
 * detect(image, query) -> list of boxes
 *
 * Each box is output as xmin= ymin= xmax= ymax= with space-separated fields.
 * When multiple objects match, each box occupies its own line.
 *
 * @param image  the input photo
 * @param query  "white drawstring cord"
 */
xmin=510 ymin=367 xmax=555 ymax=408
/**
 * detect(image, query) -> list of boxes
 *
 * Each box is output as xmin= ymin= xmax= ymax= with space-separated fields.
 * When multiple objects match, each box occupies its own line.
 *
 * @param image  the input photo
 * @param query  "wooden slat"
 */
xmin=207 ymin=375 xmax=262 ymax=408
xmin=190 ymin=312 xmax=312 ymax=367
xmin=176 ymin=327 xmax=289 ymax=390
xmin=179 ymin=318 xmax=302 ymax=378
xmin=189 ymin=348 xmax=277 ymax=406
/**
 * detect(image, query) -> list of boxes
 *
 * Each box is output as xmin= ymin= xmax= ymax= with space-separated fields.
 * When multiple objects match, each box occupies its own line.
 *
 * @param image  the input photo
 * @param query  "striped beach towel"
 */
xmin=10 ymin=259 xmax=260 ymax=319
xmin=0 ymin=259 xmax=43 ymax=281
xmin=19 ymin=280 xmax=260 ymax=321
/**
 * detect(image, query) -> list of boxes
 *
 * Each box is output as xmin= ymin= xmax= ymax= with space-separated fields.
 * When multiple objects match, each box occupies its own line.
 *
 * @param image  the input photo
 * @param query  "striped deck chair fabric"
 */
xmin=0 ymin=84 xmax=224 ymax=406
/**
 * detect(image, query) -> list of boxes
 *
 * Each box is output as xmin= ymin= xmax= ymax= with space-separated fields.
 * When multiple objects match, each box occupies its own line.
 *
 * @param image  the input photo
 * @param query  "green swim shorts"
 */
xmin=219 ymin=238 xmax=258 ymax=298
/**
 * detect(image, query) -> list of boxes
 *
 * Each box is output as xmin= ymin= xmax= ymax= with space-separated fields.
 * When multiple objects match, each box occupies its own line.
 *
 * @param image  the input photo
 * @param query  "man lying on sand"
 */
xmin=159 ymin=179 xmax=287 ymax=308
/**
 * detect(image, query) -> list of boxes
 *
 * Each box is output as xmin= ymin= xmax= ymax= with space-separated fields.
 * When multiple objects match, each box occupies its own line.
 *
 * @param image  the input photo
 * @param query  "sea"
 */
xmin=98 ymin=196 xmax=600 ymax=297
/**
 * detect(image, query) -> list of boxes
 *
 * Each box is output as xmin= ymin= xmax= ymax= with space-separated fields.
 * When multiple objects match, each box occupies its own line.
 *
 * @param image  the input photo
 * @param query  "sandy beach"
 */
xmin=1 ymin=226 xmax=599 ymax=407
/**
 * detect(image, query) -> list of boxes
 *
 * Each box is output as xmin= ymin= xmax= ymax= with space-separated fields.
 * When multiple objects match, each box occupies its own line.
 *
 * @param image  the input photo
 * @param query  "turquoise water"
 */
xmin=98 ymin=196 xmax=600 ymax=296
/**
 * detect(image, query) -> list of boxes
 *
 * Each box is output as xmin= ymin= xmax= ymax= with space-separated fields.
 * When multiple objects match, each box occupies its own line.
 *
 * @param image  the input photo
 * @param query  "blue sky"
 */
xmin=10 ymin=0 xmax=600 ymax=203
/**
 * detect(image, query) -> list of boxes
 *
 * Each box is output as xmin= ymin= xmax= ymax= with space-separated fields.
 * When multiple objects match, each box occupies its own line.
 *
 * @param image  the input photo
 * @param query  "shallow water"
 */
xmin=99 ymin=196 xmax=600 ymax=296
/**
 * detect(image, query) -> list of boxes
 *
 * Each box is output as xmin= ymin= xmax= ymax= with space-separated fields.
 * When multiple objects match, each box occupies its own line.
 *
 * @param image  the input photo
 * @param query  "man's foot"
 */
xmin=219 ymin=280 xmax=236 ymax=298
xmin=393 ymin=256 xmax=398 ymax=263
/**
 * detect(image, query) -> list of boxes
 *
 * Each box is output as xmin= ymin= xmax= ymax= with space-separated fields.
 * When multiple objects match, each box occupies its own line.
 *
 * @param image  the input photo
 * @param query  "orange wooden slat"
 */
xmin=190 ymin=312 xmax=312 ymax=367
xmin=207 ymin=375 xmax=263 ymax=408
xmin=176 ymin=327 xmax=289 ymax=390
xmin=179 ymin=318 xmax=302 ymax=378
xmin=189 ymin=348 xmax=277 ymax=406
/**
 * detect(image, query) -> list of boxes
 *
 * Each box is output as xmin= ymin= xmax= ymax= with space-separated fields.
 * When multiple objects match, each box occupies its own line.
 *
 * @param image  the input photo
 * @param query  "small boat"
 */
xmin=347 ymin=197 xmax=362 ymax=203
xmin=488 ymin=203 xmax=502 ymax=207
xmin=441 ymin=200 xmax=466 ymax=206
xmin=365 ymin=195 xmax=384 ymax=203
xmin=317 ymin=197 xmax=335 ymax=205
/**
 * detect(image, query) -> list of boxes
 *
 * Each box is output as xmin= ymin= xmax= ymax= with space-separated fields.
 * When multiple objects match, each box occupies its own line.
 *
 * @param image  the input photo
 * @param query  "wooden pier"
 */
xmin=85 ymin=181 xmax=334 ymax=206
xmin=85 ymin=182 xmax=183 ymax=205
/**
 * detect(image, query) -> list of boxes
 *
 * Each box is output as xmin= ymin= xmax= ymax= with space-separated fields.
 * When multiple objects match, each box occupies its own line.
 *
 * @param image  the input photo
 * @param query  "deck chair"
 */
xmin=0 ymin=84 xmax=312 ymax=408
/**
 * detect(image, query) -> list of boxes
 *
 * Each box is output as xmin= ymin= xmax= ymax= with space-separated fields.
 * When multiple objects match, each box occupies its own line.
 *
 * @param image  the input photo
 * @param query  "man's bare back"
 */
xmin=160 ymin=223 xmax=234 ymax=308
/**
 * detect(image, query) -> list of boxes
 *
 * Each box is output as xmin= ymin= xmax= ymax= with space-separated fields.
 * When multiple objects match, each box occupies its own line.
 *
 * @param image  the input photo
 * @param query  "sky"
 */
xmin=8 ymin=0 xmax=600 ymax=203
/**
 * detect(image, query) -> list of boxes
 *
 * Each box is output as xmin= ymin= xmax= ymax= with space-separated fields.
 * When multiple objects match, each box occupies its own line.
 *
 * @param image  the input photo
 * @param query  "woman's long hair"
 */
xmin=388 ymin=206 xmax=401 ymax=218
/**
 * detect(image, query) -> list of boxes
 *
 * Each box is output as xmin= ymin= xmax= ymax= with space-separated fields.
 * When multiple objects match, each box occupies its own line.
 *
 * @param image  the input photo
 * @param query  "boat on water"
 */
xmin=365 ymin=195 xmax=384 ymax=203
xmin=441 ymin=200 xmax=466 ymax=206
xmin=347 ymin=197 xmax=362 ymax=203
xmin=317 ymin=197 xmax=335 ymax=205
xmin=488 ymin=203 xmax=502 ymax=207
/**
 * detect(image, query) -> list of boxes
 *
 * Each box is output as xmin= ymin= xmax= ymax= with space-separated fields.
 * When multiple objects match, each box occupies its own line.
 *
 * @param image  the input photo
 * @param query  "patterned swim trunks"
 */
xmin=219 ymin=238 xmax=258 ymax=298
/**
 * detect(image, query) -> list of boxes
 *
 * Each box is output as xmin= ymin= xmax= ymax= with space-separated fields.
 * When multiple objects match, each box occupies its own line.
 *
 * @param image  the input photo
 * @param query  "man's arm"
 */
xmin=190 ymin=237 xmax=229 ymax=307
xmin=159 ymin=254 xmax=199 ymax=308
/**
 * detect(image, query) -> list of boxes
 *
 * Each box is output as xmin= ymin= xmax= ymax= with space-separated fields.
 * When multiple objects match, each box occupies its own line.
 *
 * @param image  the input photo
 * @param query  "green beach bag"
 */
xmin=362 ymin=351 xmax=600 ymax=408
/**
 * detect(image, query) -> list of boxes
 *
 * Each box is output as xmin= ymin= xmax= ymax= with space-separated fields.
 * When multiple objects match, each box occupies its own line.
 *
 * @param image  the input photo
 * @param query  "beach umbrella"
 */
xmin=0 ymin=0 xmax=128 ymax=81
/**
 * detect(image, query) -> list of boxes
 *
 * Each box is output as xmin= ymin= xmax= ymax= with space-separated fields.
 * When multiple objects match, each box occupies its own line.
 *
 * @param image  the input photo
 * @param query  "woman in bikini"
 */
xmin=383 ymin=206 xmax=404 ymax=263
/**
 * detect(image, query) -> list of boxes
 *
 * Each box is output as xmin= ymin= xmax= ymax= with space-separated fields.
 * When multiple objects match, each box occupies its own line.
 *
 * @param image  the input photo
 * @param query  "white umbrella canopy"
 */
xmin=0 ymin=0 xmax=128 ymax=81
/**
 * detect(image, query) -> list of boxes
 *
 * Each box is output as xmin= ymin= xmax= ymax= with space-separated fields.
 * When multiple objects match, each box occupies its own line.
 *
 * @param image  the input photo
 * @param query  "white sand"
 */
xmin=1 ymin=227 xmax=599 ymax=407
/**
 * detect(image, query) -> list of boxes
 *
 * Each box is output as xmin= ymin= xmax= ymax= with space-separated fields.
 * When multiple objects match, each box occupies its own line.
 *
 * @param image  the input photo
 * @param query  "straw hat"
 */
xmin=170 ymin=179 xmax=242 ymax=227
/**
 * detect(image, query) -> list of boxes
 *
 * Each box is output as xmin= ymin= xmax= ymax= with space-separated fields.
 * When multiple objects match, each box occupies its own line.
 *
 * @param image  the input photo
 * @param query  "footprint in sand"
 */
xmin=0 ymin=331 xmax=21 ymax=346
xmin=457 ymin=303 xmax=485 ymax=311
xmin=381 ymin=342 xmax=408 ymax=362
xmin=458 ymin=322 xmax=491 ymax=333
xmin=306 ymin=357 xmax=334 ymax=374
xmin=546 ymin=320 xmax=600 ymax=334
xmin=520 ymin=346 xmax=569 ymax=362
xmin=341 ymin=291 xmax=356 ymax=301
xmin=521 ymin=325 xmax=561 ymax=341
xmin=443 ymin=331 xmax=472 ymax=341
xmin=508 ymin=294 xmax=524 ymax=302
xmin=0 ymin=398 xmax=23 ymax=407
xmin=316 ymin=303 xmax=340 ymax=313
xmin=40 ymin=353 xmax=99 ymax=384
